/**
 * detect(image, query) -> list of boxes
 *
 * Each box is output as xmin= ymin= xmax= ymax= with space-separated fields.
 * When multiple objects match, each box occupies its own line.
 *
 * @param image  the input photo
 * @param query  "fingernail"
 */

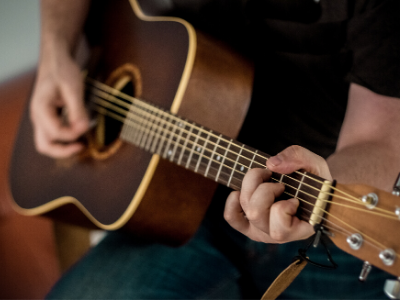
xmin=269 ymin=155 xmax=282 ymax=167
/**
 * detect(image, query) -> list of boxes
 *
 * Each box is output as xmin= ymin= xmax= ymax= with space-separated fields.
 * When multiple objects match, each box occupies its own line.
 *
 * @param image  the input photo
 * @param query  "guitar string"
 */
xmin=91 ymin=101 xmax=398 ymax=221
xmin=91 ymin=102 xmax=398 ymax=256
xmin=297 ymin=210 xmax=386 ymax=256
xmin=86 ymin=78 xmax=365 ymax=205
xmin=87 ymin=85 xmax=363 ymax=207
xmin=284 ymin=190 xmax=399 ymax=257
xmin=273 ymin=178 xmax=399 ymax=221
xmin=88 ymin=89 xmax=398 ymax=217
xmin=87 ymin=87 xmax=398 ymax=218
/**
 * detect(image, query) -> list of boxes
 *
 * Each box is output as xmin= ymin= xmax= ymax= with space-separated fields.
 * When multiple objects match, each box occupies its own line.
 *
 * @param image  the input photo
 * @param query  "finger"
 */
xmin=240 ymin=168 xmax=271 ymax=209
xmin=224 ymin=191 xmax=249 ymax=233
xmin=60 ymin=65 xmax=89 ymax=132
xmin=244 ymin=182 xmax=285 ymax=233
xmin=269 ymin=198 xmax=314 ymax=243
xmin=266 ymin=145 xmax=332 ymax=180
xmin=224 ymin=191 xmax=277 ymax=243
xmin=34 ymin=127 xmax=85 ymax=158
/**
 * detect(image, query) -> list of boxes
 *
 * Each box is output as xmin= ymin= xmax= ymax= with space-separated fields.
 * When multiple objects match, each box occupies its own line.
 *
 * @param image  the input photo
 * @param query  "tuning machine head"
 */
xmin=392 ymin=173 xmax=400 ymax=196
xmin=384 ymin=277 xmax=400 ymax=299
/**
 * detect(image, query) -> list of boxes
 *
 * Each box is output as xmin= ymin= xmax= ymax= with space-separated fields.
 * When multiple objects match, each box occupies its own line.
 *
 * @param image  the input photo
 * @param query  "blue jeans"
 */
xmin=47 ymin=204 xmax=391 ymax=300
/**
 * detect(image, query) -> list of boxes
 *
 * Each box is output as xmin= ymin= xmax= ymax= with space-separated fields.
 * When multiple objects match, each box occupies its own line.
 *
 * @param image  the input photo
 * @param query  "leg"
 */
xmin=46 ymin=224 xmax=242 ymax=299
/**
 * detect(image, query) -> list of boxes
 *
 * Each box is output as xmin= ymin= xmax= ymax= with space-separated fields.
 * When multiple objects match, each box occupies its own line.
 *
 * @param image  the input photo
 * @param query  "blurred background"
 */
xmin=0 ymin=1 xmax=93 ymax=299
xmin=0 ymin=0 xmax=39 ymax=83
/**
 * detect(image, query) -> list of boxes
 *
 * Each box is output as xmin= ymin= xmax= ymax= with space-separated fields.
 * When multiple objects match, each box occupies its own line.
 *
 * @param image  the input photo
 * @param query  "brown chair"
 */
xmin=0 ymin=71 xmax=61 ymax=299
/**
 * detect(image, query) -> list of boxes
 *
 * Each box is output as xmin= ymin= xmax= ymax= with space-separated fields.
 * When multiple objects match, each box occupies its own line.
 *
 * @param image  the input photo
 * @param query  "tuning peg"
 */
xmin=384 ymin=277 xmax=400 ymax=299
xmin=392 ymin=173 xmax=400 ymax=196
xmin=359 ymin=261 xmax=372 ymax=282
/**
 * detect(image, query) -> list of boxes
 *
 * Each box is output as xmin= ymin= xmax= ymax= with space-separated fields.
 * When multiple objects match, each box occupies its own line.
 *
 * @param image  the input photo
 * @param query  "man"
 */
xmin=31 ymin=0 xmax=400 ymax=298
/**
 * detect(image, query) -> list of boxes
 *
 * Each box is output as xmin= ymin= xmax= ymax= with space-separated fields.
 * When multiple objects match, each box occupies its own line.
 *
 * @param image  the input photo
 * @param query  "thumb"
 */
xmin=267 ymin=145 xmax=332 ymax=180
xmin=60 ymin=68 xmax=89 ymax=132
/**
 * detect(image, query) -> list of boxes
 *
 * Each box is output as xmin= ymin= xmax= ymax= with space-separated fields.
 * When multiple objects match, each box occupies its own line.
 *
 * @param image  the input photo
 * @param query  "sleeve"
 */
xmin=346 ymin=0 xmax=400 ymax=98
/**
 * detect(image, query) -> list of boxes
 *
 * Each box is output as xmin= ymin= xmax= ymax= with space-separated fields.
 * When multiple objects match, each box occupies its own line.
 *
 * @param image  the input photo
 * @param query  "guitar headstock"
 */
xmin=325 ymin=183 xmax=400 ymax=278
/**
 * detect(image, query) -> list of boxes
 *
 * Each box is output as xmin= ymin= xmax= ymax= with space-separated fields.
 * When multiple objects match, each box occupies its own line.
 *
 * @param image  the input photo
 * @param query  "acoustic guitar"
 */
xmin=9 ymin=0 xmax=400 ymax=281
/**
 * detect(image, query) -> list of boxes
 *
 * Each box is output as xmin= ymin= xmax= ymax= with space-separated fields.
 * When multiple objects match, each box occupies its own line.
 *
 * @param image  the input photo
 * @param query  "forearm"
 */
xmin=40 ymin=0 xmax=91 ymax=57
xmin=327 ymin=83 xmax=400 ymax=193
xmin=327 ymin=142 xmax=400 ymax=192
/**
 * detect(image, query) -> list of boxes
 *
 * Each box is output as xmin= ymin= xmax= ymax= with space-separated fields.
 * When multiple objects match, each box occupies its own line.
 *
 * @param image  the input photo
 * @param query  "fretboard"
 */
xmin=88 ymin=80 xmax=326 ymax=222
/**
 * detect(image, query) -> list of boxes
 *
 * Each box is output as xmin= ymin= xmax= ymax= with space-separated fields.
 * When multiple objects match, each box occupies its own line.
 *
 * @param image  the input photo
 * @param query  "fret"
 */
xmin=138 ymin=107 xmax=154 ymax=148
xmin=279 ymin=174 xmax=284 ymax=183
xmin=294 ymin=173 xmax=305 ymax=199
xmin=152 ymin=112 xmax=166 ymax=154
xmin=186 ymin=126 xmax=203 ymax=169
xmin=249 ymin=149 xmax=258 ymax=169
xmin=215 ymin=139 xmax=232 ymax=183
xmin=170 ymin=120 xmax=185 ymax=162
xmin=195 ymin=130 xmax=211 ymax=173
xmin=227 ymin=142 xmax=245 ymax=188
xmin=204 ymin=134 xmax=222 ymax=178
xmin=177 ymin=122 xmax=194 ymax=166
xmin=140 ymin=107 xmax=156 ymax=149
xmin=134 ymin=109 xmax=148 ymax=146
xmin=144 ymin=109 xmax=159 ymax=151
xmin=162 ymin=118 xmax=177 ymax=159
xmin=124 ymin=107 xmax=140 ymax=144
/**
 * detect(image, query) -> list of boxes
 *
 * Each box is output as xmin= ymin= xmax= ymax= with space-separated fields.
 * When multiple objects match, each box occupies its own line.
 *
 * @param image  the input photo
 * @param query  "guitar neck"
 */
xmin=88 ymin=79 xmax=326 ymax=220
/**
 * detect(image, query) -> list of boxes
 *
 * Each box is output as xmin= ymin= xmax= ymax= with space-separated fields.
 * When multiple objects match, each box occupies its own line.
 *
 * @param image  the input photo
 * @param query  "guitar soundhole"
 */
xmin=86 ymin=63 xmax=142 ymax=160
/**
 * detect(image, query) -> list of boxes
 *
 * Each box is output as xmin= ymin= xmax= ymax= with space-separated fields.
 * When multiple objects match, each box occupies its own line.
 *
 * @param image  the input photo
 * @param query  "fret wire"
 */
xmin=249 ymin=149 xmax=258 ymax=169
xmin=149 ymin=109 xmax=163 ymax=153
xmin=162 ymin=117 xmax=177 ymax=159
xmin=294 ymin=173 xmax=306 ymax=199
xmin=178 ymin=120 xmax=194 ymax=166
xmin=205 ymin=134 xmax=222 ymax=177
xmin=138 ymin=106 xmax=151 ymax=148
xmin=216 ymin=139 xmax=233 ymax=183
xmin=143 ymin=107 xmax=157 ymax=148
xmin=133 ymin=107 xmax=148 ymax=146
xmin=155 ymin=113 xmax=168 ymax=155
xmin=195 ymin=131 xmax=211 ymax=173
xmin=186 ymin=126 xmax=203 ymax=170
xmin=279 ymin=174 xmax=284 ymax=183
xmin=227 ymin=143 xmax=245 ymax=188
xmin=170 ymin=120 xmax=185 ymax=162
xmin=144 ymin=109 xmax=159 ymax=151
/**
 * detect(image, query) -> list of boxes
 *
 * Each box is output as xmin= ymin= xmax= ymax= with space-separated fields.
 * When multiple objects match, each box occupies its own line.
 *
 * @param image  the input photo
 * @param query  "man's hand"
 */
xmin=30 ymin=48 xmax=89 ymax=158
xmin=224 ymin=145 xmax=332 ymax=244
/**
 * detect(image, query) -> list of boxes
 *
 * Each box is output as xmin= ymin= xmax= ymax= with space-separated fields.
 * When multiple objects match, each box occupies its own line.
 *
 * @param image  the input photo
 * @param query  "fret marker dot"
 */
xmin=167 ymin=150 xmax=172 ymax=156
xmin=240 ymin=166 xmax=244 ymax=171
xmin=216 ymin=155 xmax=221 ymax=161
xmin=178 ymin=122 xmax=183 ymax=127
xmin=196 ymin=147 xmax=201 ymax=152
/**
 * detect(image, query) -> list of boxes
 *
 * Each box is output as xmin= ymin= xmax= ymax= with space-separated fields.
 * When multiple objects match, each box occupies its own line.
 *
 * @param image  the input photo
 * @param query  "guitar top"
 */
xmin=9 ymin=0 xmax=400 ymax=278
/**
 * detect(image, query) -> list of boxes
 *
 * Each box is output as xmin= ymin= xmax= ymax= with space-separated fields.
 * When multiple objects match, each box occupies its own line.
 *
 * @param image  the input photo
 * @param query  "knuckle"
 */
xmin=245 ymin=208 xmax=260 ymax=222
xmin=285 ymin=145 xmax=303 ymax=160
xmin=269 ymin=229 xmax=289 ymax=243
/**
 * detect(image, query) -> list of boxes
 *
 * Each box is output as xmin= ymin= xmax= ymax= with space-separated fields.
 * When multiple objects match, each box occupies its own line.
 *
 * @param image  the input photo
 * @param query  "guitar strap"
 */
xmin=261 ymin=257 xmax=307 ymax=300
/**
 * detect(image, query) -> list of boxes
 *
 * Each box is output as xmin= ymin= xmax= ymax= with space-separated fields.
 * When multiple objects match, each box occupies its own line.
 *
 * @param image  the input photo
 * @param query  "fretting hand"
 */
xmin=224 ymin=145 xmax=332 ymax=243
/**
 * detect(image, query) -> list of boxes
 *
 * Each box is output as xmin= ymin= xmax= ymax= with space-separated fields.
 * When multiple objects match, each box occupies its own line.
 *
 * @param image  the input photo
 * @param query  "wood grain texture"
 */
xmin=327 ymin=183 xmax=400 ymax=277
xmin=10 ymin=0 xmax=254 ymax=245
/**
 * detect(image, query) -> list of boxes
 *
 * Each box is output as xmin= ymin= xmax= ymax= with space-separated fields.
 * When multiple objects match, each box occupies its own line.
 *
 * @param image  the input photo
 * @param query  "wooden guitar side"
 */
xmin=10 ymin=0 xmax=254 ymax=245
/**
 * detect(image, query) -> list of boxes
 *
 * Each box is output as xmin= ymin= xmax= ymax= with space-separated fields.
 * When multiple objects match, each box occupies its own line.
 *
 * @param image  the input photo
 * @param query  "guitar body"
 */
xmin=10 ymin=0 xmax=253 ymax=245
